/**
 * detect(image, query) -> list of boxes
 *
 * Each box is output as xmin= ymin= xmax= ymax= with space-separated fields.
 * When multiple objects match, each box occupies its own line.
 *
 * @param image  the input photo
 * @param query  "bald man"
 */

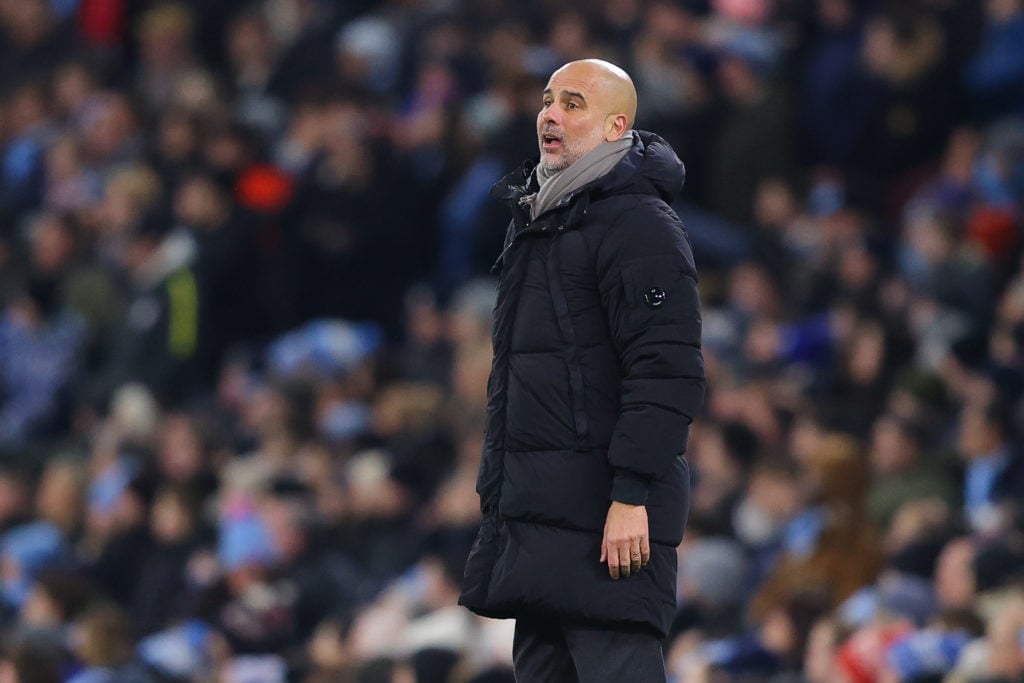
xmin=460 ymin=60 xmax=705 ymax=682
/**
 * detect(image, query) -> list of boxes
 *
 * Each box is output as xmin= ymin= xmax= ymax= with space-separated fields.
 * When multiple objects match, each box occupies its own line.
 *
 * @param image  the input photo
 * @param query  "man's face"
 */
xmin=537 ymin=64 xmax=611 ymax=173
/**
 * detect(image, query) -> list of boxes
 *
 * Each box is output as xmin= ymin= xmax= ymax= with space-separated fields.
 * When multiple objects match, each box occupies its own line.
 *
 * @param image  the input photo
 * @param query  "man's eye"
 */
xmin=568 ymin=102 xmax=579 ymax=110
xmin=542 ymin=100 xmax=552 ymax=108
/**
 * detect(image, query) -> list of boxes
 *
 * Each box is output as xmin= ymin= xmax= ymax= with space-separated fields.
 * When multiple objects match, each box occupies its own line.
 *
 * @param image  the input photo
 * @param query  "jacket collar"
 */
xmin=491 ymin=159 xmax=537 ymax=203
xmin=489 ymin=133 xmax=657 ymax=221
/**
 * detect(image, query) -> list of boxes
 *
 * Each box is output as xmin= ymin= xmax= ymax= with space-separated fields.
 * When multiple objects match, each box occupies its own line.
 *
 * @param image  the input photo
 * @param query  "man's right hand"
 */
xmin=599 ymin=501 xmax=651 ymax=579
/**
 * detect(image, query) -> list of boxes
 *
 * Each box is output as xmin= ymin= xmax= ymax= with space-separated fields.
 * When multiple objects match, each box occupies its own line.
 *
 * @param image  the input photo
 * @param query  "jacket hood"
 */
xmin=595 ymin=130 xmax=686 ymax=204
xmin=492 ymin=130 xmax=686 ymax=207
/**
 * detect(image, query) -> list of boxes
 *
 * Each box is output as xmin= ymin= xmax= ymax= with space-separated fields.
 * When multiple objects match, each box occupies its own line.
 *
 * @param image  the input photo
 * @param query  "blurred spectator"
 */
xmin=24 ymin=212 xmax=121 ymax=377
xmin=750 ymin=434 xmax=882 ymax=620
xmin=689 ymin=420 xmax=759 ymax=534
xmin=799 ymin=0 xmax=873 ymax=166
xmin=78 ymin=92 xmax=140 ymax=173
xmin=957 ymin=400 xmax=1024 ymax=535
xmin=706 ymin=38 xmax=794 ymax=225
xmin=0 ymin=520 xmax=66 ymax=613
xmin=129 ymin=483 xmax=204 ymax=636
xmin=34 ymin=457 xmax=86 ymax=539
xmin=68 ymin=603 xmax=154 ymax=683
xmin=1 ymin=82 xmax=54 ymax=224
xmin=0 ymin=0 xmax=75 ymax=84
xmin=0 ymin=263 xmax=84 ymax=444
xmin=20 ymin=569 xmax=96 ymax=645
xmin=732 ymin=458 xmax=801 ymax=559
xmin=851 ymin=7 xmax=966 ymax=211
xmin=225 ymin=9 xmax=285 ymax=135
xmin=866 ymin=413 xmax=958 ymax=528
xmin=0 ymin=468 xmax=31 ymax=534
xmin=134 ymin=3 xmax=199 ymax=113
xmin=84 ymin=462 xmax=155 ymax=609
xmin=91 ymin=209 xmax=201 ymax=408
xmin=174 ymin=171 xmax=258 ymax=378
xmin=966 ymin=0 xmax=1024 ymax=122
xmin=0 ymin=1 xmax=1024 ymax=680
xmin=0 ymin=640 xmax=61 ymax=683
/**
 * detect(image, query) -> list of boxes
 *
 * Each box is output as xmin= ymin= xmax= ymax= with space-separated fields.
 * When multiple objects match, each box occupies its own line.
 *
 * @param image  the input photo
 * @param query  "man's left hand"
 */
xmin=600 ymin=501 xmax=650 ymax=579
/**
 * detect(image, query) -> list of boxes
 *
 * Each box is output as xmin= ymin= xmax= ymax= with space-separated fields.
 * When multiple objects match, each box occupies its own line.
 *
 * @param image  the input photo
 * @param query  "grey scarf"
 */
xmin=523 ymin=130 xmax=634 ymax=220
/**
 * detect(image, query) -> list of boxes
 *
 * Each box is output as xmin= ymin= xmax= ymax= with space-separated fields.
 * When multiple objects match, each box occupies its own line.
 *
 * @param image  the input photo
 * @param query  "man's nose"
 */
xmin=542 ymin=105 xmax=560 ymax=125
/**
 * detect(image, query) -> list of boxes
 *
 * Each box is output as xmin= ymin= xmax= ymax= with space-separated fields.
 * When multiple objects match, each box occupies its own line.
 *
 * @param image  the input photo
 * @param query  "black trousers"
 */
xmin=512 ymin=618 xmax=667 ymax=682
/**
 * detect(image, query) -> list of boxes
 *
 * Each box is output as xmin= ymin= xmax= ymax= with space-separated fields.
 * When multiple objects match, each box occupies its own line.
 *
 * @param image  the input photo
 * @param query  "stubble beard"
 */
xmin=540 ymin=159 xmax=566 ymax=174
xmin=538 ymin=132 xmax=604 ymax=174
xmin=540 ymin=138 xmax=589 ymax=174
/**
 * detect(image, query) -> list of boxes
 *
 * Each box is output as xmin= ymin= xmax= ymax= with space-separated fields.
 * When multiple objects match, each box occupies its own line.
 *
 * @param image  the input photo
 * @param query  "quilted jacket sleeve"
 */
xmin=596 ymin=198 xmax=705 ymax=505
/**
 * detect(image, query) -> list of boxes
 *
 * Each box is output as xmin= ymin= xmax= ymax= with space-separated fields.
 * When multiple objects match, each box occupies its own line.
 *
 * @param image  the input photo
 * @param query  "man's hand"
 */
xmin=600 ymin=501 xmax=650 ymax=579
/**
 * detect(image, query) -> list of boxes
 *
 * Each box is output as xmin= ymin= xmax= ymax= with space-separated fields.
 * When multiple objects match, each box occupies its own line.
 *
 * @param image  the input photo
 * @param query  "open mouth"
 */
xmin=541 ymin=132 xmax=563 ymax=150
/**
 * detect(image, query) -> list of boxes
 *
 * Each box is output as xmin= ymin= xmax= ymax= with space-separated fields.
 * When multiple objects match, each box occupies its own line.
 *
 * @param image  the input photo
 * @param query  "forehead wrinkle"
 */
xmin=547 ymin=62 xmax=635 ymax=124
xmin=547 ymin=76 xmax=599 ymax=94
xmin=543 ymin=86 xmax=588 ymax=102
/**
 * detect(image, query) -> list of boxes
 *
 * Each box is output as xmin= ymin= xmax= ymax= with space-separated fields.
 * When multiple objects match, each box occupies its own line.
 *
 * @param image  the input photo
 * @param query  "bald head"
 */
xmin=551 ymin=59 xmax=638 ymax=128
xmin=537 ymin=59 xmax=638 ymax=172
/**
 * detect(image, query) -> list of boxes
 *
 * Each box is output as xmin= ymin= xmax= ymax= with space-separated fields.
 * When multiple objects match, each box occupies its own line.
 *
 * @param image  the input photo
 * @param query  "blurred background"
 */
xmin=1 ymin=0 xmax=1024 ymax=681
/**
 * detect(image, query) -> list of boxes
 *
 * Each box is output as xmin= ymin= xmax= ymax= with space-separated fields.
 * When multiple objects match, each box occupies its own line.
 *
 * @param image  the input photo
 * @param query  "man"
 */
xmin=93 ymin=209 xmax=201 ymax=408
xmin=0 ymin=270 xmax=84 ymax=444
xmin=958 ymin=399 xmax=1024 ymax=534
xmin=459 ymin=59 xmax=705 ymax=681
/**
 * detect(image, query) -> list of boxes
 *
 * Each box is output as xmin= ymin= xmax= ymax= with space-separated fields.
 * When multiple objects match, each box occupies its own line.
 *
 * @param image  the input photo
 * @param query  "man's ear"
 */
xmin=604 ymin=114 xmax=629 ymax=141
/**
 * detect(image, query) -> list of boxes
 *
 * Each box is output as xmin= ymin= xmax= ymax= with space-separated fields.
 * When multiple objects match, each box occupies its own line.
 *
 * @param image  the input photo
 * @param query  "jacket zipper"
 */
xmin=545 ymin=241 xmax=589 ymax=440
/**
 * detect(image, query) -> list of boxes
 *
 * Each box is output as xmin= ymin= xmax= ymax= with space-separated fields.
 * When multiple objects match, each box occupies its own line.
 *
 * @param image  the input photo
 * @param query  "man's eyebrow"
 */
xmin=542 ymin=88 xmax=587 ymax=103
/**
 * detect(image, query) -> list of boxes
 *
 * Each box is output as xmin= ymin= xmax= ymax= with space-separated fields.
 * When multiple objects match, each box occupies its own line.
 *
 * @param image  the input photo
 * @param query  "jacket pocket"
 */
xmin=619 ymin=254 xmax=698 ymax=330
xmin=545 ymin=242 xmax=589 ymax=439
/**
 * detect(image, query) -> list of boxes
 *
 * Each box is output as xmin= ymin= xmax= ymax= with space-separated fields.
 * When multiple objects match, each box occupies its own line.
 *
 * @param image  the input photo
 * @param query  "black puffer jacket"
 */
xmin=459 ymin=132 xmax=705 ymax=637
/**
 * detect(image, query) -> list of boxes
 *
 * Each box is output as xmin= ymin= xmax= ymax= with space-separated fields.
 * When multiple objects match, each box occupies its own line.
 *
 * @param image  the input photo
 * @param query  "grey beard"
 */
xmin=539 ymin=156 xmax=570 ymax=174
xmin=524 ymin=131 xmax=634 ymax=220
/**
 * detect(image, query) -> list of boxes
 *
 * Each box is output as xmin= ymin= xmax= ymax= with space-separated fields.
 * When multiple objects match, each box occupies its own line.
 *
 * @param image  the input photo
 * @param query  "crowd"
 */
xmin=1 ymin=0 xmax=1024 ymax=681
